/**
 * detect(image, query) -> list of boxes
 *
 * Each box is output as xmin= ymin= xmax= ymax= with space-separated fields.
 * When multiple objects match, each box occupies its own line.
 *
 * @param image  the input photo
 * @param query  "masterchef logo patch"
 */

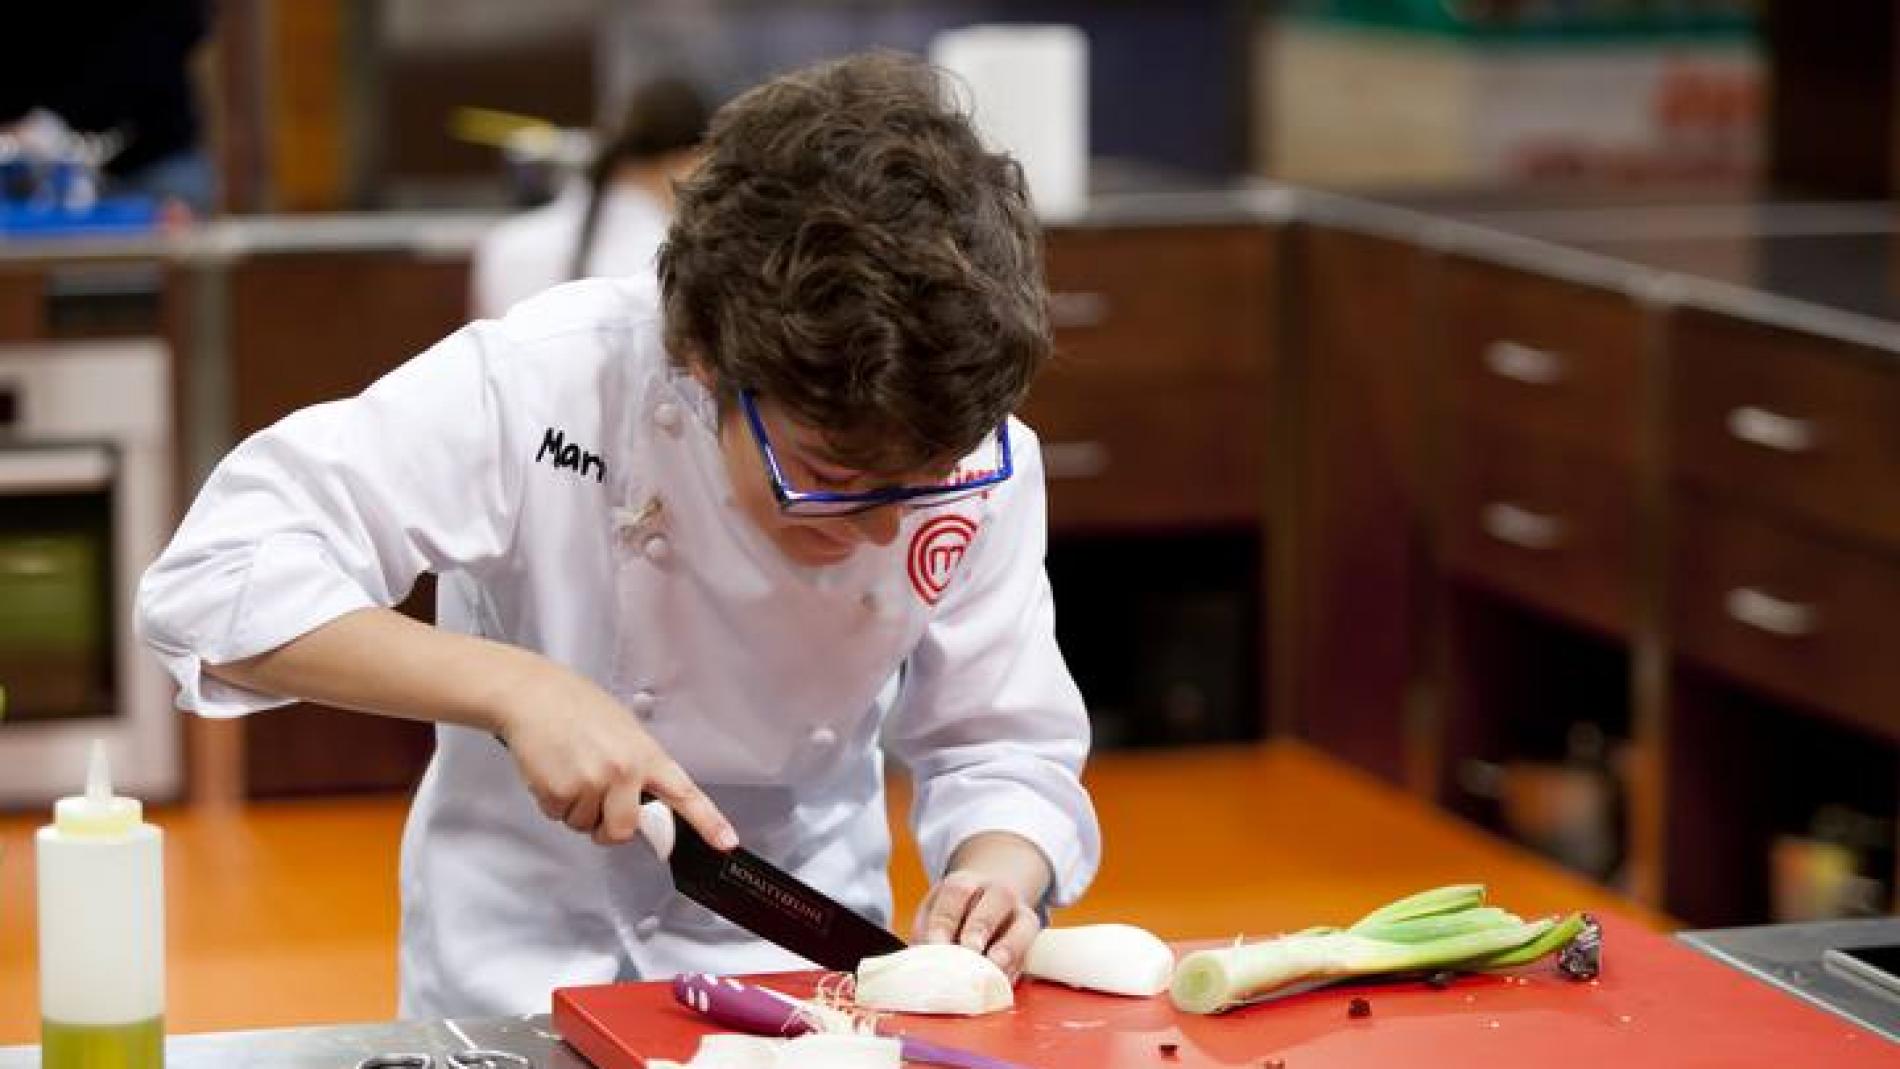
xmin=907 ymin=514 xmax=978 ymax=605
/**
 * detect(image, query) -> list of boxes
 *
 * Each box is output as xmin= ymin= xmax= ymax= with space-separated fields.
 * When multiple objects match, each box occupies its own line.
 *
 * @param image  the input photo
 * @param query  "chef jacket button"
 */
xmin=628 ymin=690 xmax=658 ymax=721
xmin=808 ymin=726 xmax=838 ymax=750
xmin=860 ymin=592 xmax=879 ymax=614
xmin=642 ymin=534 xmax=671 ymax=562
xmin=653 ymin=402 xmax=682 ymax=434
xmin=634 ymin=916 xmax=661 ymax=938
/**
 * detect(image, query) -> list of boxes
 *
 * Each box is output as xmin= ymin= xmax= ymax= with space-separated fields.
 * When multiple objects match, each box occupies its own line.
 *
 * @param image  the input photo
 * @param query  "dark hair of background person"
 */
xmin=567 ymin=77 xmax=710 ymax=280
xmin=657 ymin=51 xmax=1050 ymax=476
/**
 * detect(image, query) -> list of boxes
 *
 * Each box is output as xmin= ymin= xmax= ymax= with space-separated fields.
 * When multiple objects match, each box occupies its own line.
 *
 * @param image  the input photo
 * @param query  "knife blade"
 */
xmin=640 ymin=799 xmax=907 ymax=972
xmin=672 ymin=973 xmax=1036 ymax=1069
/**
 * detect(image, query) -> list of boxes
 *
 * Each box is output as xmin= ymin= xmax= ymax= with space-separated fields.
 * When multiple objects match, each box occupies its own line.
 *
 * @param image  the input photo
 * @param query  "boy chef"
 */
xmin=139 ymin=51 xmax=1100 ymax=1017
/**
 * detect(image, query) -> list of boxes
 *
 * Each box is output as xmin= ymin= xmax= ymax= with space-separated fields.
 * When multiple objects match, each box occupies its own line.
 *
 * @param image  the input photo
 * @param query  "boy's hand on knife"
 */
xmin=196 ymin=607 xmax=737 ymax=850
xmin=488 ymin=659 xmax=737 ymax=850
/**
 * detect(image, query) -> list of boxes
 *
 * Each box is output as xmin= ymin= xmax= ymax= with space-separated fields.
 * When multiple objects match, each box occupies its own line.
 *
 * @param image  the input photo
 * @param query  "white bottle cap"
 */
xmin=53 ymin=740 xmax=143 ymax=838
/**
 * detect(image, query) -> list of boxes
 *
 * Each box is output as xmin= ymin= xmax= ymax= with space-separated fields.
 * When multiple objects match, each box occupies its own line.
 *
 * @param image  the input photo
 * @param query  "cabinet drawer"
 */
xmin=1043 ymin=226 xmax=1273 ymax=384
xmin=0 ymin=269 xmax=45 ymax=340
xmin=1441 ymin=257 xmax=1646 ymax=464
xmin=1021 ymin=381 xmax=1264 ymax=533
xmin=1669 ymin=309 xmax=1900 ymax=551
xmin=1443 ymin=420 xmax=1635 ymax=636
xmin=1671 ymin=493 xmax=1900 ymax=743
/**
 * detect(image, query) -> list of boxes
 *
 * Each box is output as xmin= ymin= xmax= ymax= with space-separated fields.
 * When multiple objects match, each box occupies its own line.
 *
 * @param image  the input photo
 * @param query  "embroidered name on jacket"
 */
xmin=536 ymin=427 xmax=606 ymax=483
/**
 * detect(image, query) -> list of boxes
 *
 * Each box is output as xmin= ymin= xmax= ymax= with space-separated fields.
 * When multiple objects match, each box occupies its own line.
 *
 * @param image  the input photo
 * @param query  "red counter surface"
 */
xmin=553 ymin=913 xmax=1896 ymax=1068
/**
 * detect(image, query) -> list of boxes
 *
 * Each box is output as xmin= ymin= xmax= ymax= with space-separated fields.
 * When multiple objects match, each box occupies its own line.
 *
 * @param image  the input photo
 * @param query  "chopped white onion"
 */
xmin=1024 ymin=923 xmax=1176 ymax=997
xmin=854 ymin=944 xmax=1014 ymax=1016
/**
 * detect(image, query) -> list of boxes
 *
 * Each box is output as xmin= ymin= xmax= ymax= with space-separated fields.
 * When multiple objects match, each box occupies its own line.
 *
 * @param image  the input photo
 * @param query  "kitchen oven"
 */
xmin=0 ymin=339 xmax=176 ymax=804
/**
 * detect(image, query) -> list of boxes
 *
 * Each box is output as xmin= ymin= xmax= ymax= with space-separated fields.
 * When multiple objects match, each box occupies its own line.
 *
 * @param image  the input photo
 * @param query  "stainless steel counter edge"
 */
xmin=1680 ymin=918 xmax=1900 ymax=1044
xmin=0 ymin=1013 xmax=595 ymax=1068
xmin=3 ymin=185 xmax=1899 ymax=357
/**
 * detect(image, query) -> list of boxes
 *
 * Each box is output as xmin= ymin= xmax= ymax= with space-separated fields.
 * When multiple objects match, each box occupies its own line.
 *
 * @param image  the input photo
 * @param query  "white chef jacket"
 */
xmin=470 ymin=180 xmax=672 ymax=320
xmin=135 ymin=276 xmax=1101 ymax=1018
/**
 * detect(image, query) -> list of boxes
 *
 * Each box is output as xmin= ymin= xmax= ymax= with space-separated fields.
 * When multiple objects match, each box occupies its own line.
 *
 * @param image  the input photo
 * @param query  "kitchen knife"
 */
xmin=640 ymin=799 xmax=907 ymax=972
xmin=672 ymin=973 xmax=1035 ymax=1069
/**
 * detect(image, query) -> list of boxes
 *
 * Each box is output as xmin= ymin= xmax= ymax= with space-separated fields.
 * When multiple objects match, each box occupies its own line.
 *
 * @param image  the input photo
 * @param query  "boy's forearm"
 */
xmin=946 ymin=830 xmax=1054 ymax=907
xmin=204 ymin=606 xmax=540 ymax=734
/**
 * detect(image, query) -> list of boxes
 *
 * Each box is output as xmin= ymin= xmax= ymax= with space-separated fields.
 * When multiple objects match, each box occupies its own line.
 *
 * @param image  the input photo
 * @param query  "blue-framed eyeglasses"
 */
xmin=738 ymin=388 xmax=1012 ymax=517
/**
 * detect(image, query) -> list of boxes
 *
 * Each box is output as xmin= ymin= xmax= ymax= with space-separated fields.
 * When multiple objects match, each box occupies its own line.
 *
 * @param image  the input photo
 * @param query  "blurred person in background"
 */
xmin=472 ymin=77 xmax=710 ymax=319
xmin=0 ymin=0 xmax=215 ymax=219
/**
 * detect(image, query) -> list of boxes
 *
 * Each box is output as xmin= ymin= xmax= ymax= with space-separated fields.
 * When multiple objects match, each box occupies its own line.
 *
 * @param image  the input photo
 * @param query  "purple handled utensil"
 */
xmin=671 ymin=973 xmax=1037 ymax=1069
xmin=672 ymin=973 xmax=816 ymax=1038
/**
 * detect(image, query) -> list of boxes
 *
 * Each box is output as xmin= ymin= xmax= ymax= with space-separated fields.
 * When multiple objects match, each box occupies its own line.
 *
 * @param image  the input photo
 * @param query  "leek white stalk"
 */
xmin=1172 ymin=919 xmax=1553 ymax=1014
xmin=1171 ymin=884 xmax=1590 ymax=1014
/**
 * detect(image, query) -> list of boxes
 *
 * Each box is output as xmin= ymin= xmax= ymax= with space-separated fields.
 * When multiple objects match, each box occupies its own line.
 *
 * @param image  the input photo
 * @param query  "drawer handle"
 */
xmin=1481 ymin=501 xmax=1567 ymax=551
xmin=1483 ymin=340 xmax=1567 ymax=386
xmin=1724 ymin=586 xmax=1819 ymax=638
xmin=1726 ymin=405 xmax=1816 ymax=454
xmin=1042 ymin=440 xmax=1110 ymax=480
xmin=1049 ymin=291 xmax=1110 ymax=330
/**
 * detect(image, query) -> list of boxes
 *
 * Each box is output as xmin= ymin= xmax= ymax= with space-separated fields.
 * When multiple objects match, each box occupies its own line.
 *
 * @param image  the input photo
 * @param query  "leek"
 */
xmin=1170 ymin=884 xmax=1595 ymax=1014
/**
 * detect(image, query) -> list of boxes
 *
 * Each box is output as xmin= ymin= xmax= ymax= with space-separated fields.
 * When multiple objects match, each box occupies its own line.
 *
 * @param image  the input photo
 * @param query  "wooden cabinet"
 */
xmin=1284 ymin=225 xmax=1427 ymax=787
xmin=1670 ymin=310 xmax=1900 ymax=549
xmin=1027 ymin=226 xmax=1275 ymax=534
xmin=1436 ymin=259 xmax=1644 ymax=638
xmin=1659 ymin=310 xmax=1900 ymax=924
xmin=1441 ymin=259 xmax=1646 ymax=465
xmin=1025 ymin=382 xmax=1264 ymax=532
xmin=1024 ymin=226 xmax=1278 ymax=754
xmin=1443 ymin=420 xmax=1636 ymax=638
xmin=1043 ymin=226 xmax=1273 ymax=384
xmin=0 ymin=270 xmax=44 ymax=339
xmin=226 ymin=253 xmax=472 ymax=440
xmin=1419 ymin=256 xmax=1648 ymax=889
xmin=1671 ymin=492 xmax=1900 ymax=744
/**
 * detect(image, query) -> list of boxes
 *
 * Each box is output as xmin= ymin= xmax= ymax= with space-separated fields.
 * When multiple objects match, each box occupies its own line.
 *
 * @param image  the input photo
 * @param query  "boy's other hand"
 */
xmin=489 ymin=661 xmax=737 ymax=851
xmin=914 ymin=831 xmax=1054 ymax=978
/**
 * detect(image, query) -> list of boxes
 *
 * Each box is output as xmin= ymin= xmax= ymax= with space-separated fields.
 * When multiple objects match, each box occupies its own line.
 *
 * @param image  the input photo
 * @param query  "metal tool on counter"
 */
xmin=672 ymin=973 xmax=1033 ymax=1069
xmin=640 ymin=798 xmax=907 ymax=971
xmin=355 ymin=1050 xmax=531 ymax=1068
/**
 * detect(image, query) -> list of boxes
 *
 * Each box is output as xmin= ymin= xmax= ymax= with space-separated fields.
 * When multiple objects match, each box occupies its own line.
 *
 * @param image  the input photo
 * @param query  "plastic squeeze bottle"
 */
xmin=37 ymin=740 xmax=165 ymax=1068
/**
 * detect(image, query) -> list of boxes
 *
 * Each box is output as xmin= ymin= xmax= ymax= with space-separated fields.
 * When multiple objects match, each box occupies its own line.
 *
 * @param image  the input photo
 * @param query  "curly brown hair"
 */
xmin=656 ymin=51 xmax=1050 ymax=474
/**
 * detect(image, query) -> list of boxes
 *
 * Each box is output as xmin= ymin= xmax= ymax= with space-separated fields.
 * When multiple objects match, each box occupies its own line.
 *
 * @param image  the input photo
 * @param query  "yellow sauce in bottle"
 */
xmin=39 ymin=1016 xmax=165 ymax=1069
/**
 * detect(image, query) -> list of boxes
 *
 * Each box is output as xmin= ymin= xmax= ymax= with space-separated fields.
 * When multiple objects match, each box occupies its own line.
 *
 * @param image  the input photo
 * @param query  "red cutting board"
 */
xmin=553 ymin=913 xmax=1897 ymax=1068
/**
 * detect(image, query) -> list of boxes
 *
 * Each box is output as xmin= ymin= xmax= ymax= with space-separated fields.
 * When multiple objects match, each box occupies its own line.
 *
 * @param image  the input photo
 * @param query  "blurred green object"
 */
xmin=1284 ymin=0 xmax=1756 ymax=43
xmin=0 ymin=534 xmax=103 ymax=650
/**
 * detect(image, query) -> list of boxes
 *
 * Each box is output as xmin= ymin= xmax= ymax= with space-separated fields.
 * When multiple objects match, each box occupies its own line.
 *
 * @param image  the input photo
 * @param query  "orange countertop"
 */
xmin=0 ymin=741 xmax=1662 ymax=1044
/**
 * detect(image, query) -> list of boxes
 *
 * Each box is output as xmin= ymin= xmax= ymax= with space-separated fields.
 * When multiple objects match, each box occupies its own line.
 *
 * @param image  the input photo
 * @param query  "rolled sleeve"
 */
xmin=138 ymin=530 xmax=382 ymax=717
xmin=883 ymin=424 xmax=1101 ymax=907
xmin=135 ymin=325 xmax=522 ymax=716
